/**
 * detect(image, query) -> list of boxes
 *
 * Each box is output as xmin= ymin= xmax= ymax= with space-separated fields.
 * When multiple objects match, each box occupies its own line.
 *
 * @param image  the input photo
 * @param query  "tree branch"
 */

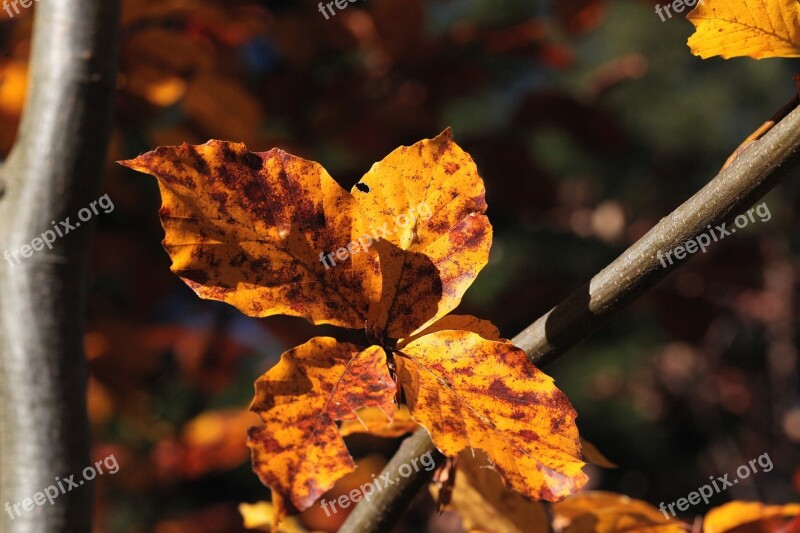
xmin=339 ymin=103 xmax=800 ymax=533
xmin=0 ymin=1 xmax=120 ymax=531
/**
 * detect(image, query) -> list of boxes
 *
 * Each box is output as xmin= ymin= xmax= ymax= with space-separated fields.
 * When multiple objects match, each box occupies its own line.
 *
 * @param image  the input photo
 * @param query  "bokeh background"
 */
xmin=2 ymin=0 xmax=799 ymax=531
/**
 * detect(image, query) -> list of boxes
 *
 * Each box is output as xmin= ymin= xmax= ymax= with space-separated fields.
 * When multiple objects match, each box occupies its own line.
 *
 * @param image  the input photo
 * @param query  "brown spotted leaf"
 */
xmin=395 ymin=329 xmax=587 ymax=501
xmin=120 ymin=142 xmax=377 ymax=330
xmin=352 ymin=129 xmax=492 ymax=338
xmin=247 ymin=338 xmax=396 ymax=518
xmin=120 ymin=130 xmax=492 ymax=339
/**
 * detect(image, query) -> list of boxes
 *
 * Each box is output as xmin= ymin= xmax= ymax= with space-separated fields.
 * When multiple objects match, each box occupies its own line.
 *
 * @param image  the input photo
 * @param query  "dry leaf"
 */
xmin=351 ymin=132 xmax=492 ymax=337
xmin=248 ymin=339 xmax=396 ymax=519
xmin=119 ymin=129 xmax=491 ymax=339
xmin=687 ymin=0 xmax=800 ymax=59
xmin=395 ymin=329 xmax=587 ymax=501
xmin=122 ymin=131 xmax=586 ymax=528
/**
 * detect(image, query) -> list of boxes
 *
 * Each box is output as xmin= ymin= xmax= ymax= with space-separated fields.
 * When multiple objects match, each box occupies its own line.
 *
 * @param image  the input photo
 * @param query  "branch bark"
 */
xmin=0 ymin=1 xmax=120 ymax=531
xmin=339 ymin=103 xmax=800 ymax=533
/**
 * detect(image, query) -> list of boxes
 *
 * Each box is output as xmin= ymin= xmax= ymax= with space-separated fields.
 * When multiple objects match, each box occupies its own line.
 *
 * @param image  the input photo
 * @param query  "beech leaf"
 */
xmin=119 ymin=129 xmax=492 ymax=339
xmin=395 ymin=329 xmax=588 ymax=501
xmin=687 ymin=0 xmax=800 ymax=59
xmin=247 ymin=339 xmax=396 ymax=518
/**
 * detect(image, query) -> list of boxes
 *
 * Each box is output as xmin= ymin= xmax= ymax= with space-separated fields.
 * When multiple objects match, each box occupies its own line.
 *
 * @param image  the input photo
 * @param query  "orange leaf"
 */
xmin=703 ymin=501 xmax=800 ymax=533
xmin=395 ymin=329 xmax=587 ymax=501
xmin=552 ymin=491 xmax=687 ymax=532
xmin=339 ymin=405 xmax=419 ymax=438
xmin=119 ymin=129 xmax=492 ymax=339
xmin=247 ymin=339 xmax=396 ymax=516
xmin=120 ymin=142 xmax=375 ymax=330
xmin=687 ymin=0 xmax=800 ymax=59
xmin=352 ymin=130 xmax=492 ymax=337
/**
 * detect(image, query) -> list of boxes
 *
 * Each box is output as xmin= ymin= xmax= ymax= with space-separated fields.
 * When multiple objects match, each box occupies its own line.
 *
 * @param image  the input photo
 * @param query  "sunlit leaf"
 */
xmin=352 ymin=129 xmax=492 ymax=337
xmin=395 ymin=329 xmax=587 ymax=501
xmin=248 ymin=339 xmax=396 ymax=518
xmin=120 ymin=130 xmax=492 ymax=339
xmin=687 ymin=0 xmax=800 ymax=59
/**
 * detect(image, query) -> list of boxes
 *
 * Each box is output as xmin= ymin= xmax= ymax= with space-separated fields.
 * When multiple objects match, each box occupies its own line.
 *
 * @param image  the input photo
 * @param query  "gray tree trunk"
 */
xmin=0 ymin=1 xmax=120 ymax=531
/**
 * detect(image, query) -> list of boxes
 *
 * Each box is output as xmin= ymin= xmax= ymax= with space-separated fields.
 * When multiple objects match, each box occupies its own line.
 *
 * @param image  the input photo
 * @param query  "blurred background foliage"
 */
xmin=1 ymin=0 xmax=799 ymax=531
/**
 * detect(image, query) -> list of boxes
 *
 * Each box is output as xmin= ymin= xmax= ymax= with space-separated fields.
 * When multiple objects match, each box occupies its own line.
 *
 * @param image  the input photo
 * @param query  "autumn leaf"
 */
xmin=552 ymin=491 xmax=688 ymax=533
xmin=351 ymin=133 xmax=492 ymax=337
xmin=703 ymin=501 xmax=800 ymax=533
xmin=247 ymin=338 xmax=396 ymax=519
xmin=687 ymin=0 xmax=800 ymax=59
xmin=119 ymin=129 xmax=492 ymax=339
xmin=395 ymin=328 xmax=587 ymax=501
xmin=431 ymin=449 xmax=550 ymax=533
xmin=123 ymin=132 xmax=586 ymax=526
xmin=120 ymin=141 xmax=376 ymax=330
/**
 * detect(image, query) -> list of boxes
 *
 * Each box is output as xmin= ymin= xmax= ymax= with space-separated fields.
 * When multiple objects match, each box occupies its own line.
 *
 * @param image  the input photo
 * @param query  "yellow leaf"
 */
xmin=552 ymin=491 xmax=688 ymax=533
xmin=395 ymin=329 xmax=587 ymax=501
xmin=339 ymin=405 xmax=419 ymax=438
xmin=431 ymin=449 xmax=550 ymax=533
xmin=687 ymin=0 xmax=800 ymax=59
xmin=353 ymin=129 xmax=492 ymax=337
xmin=248 ymin=339 xmax=396 ymax=516
xmin=703 ymin=501 xmax=800 ymax=533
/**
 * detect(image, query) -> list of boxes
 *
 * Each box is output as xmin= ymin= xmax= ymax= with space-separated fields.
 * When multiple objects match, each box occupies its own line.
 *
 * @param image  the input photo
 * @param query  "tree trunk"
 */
xmin=0 ymin=1 xmax=120 ymax=531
